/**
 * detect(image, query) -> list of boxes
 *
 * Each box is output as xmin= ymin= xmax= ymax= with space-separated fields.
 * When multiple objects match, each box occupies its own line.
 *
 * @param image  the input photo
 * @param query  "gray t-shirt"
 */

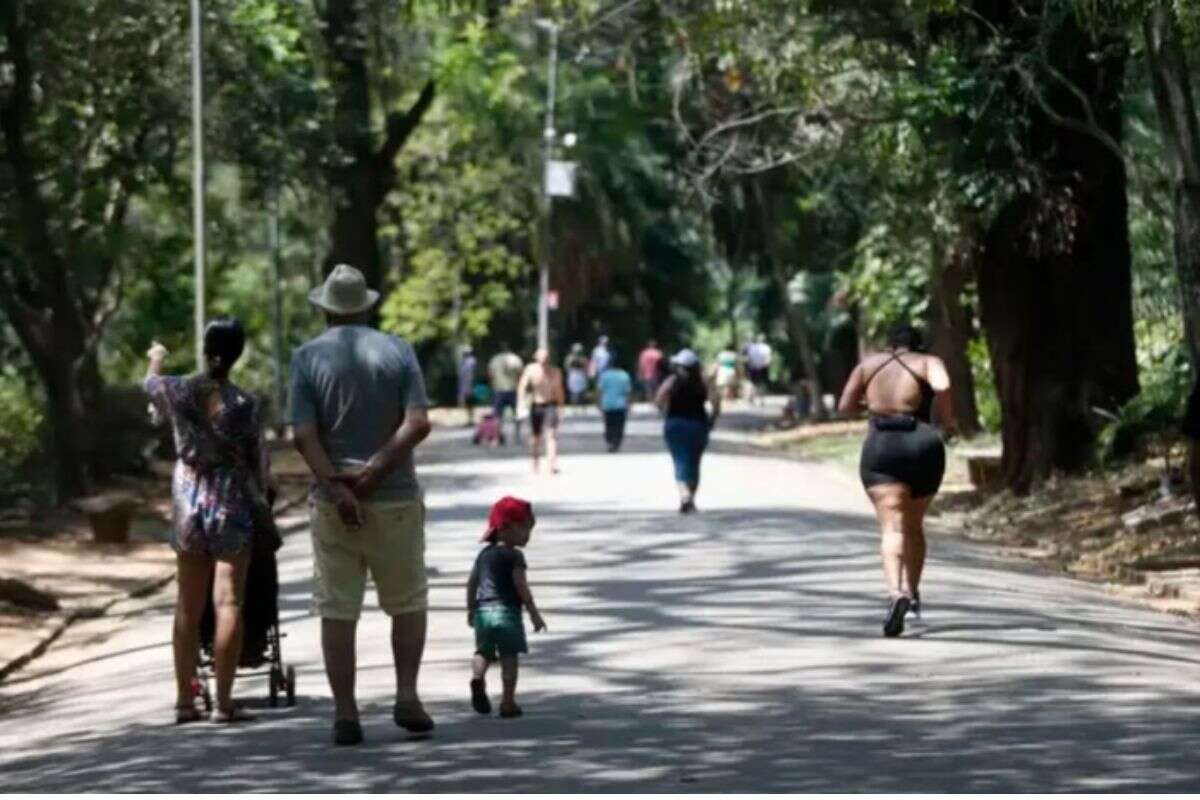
xmin=287 ymin=325 xmax=429 ymax=502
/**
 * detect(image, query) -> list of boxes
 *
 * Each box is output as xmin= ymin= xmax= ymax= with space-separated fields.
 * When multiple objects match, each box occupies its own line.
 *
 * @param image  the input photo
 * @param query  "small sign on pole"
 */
xmin=547 ymin=290 xmax=560 ymax=310
xmin=545 ymin=160 xmax=578 ymax=197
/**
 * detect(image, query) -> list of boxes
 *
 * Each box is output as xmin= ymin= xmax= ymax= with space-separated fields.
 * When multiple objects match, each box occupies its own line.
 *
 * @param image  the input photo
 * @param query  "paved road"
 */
xmin=3 ymin=405 xmax=1200 ymax=791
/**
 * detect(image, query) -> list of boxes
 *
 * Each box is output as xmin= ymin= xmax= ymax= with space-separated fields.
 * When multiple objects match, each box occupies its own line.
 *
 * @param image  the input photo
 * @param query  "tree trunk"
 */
xmin=927 ymin=239 xmax=981 ymax=437
xmin=754 ymin=177 xmax=826 ymax=419
xmin=319 ymin=0 xmax=435 ymax=292
xmin=1144 ymin=5 xmax=1200 ymax=365
xmin=976 ymin=14 xmax=1138 ymax=493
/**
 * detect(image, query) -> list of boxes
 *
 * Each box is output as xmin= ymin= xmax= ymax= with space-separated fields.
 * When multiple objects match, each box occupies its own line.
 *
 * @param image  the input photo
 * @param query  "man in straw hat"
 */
xmin=288 ymin=263 xmax=435 ymax=746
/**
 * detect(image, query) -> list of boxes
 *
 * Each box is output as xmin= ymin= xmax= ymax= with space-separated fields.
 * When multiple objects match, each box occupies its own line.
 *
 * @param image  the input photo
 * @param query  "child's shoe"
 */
xmin=470 ymin=679 xmax=491 ymax=715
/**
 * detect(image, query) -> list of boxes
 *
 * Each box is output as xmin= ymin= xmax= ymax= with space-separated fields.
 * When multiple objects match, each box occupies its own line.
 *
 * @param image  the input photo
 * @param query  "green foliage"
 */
xmin=967 ymin=337 xmax=1002 ymax=434
xmin=0 ymin=368 xmax=44 ymax=499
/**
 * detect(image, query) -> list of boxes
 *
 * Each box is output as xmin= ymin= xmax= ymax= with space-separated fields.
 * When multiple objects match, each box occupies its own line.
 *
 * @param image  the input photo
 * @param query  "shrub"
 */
xmin=0 ymin=368 xmax=45 ymax=502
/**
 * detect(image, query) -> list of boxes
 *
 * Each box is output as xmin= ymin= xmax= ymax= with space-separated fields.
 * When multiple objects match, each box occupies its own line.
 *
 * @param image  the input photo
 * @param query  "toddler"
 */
xmin=467 ymin=496 xmax=546 ymax=718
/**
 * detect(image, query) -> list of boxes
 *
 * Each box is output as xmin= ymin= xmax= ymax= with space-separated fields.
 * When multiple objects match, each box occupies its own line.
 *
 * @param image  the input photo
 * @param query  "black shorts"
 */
xmin=859 ymin=416 xmax=946 ymax=499
xmin=748 ymin=367 xmax=769 ymax=386
xmin=530 ymin=403 xmax=560 ymax=436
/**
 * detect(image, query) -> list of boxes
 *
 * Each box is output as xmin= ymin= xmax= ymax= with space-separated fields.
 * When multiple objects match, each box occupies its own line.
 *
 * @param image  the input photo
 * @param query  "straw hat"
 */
xmin=308 ymin=264 xmax=380 ymax=315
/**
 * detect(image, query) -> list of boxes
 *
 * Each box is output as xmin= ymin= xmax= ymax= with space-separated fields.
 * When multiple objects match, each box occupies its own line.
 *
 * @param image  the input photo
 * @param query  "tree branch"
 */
xmin=377 ymin=79 xmax=436 ymax=168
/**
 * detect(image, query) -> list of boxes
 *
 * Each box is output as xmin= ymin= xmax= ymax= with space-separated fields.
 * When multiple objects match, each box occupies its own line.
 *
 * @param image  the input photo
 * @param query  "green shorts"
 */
xmin=473 ymin=604 xmax=527 ymax=662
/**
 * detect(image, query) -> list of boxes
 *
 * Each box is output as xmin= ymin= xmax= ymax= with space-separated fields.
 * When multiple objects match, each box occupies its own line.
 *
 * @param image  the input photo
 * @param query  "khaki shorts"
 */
xmin=310 ymin=499 xmax=428 ymax=620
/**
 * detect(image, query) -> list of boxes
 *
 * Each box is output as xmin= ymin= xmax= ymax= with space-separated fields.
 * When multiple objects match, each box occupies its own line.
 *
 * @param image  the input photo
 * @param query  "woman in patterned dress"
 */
xmin=146 ymin=318 xmax=275 ymax=723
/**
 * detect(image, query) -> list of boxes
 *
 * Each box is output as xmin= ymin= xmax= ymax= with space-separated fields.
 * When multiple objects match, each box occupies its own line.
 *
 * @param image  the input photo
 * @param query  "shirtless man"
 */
xmin=517 ymin=348 xmax=566 ymax=474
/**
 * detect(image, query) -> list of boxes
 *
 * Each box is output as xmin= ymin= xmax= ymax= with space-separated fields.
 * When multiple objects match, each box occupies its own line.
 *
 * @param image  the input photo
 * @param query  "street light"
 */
xmin=534 ymin=19 xmax=558 ymax=352
xmin=533 ymin=20 xmax=581 ymax=352
xmin=190 ymin=0 xmax=206 ymax=371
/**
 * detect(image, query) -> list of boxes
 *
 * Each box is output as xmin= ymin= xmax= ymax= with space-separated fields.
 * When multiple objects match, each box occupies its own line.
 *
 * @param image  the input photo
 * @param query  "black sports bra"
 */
xmin=863 ymin=351 xmax=935 ymax=423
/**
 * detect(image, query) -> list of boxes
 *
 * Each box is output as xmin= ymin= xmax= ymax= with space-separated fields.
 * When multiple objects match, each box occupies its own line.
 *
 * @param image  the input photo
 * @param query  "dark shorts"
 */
xmin=493 ymin=390 xmax=517 ymax=415
xmin=859 ymin=416 xmax=946 ymax=499
xmin=530 ymin=403 xmax=560 ymax=436
xmin=748 ymin=366 xmax=769 ymax=386
xmin=474 ymin=604 xmax=527 ymax=661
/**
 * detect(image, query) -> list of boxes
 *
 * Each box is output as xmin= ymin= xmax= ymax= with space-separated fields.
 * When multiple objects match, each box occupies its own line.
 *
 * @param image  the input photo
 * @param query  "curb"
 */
xmin=0 ymin=491 xmax=310 ymax=685
xmin=0 ymin=572 xmax=176 ymax=684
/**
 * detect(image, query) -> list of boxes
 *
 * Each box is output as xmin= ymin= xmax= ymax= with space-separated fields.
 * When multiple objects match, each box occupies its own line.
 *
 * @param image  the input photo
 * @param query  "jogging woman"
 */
xmin=838 ymin=325 xmax=955 ymax=638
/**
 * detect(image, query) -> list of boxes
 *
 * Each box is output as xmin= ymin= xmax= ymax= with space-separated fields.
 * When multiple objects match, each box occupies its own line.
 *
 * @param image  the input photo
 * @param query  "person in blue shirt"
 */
xmin=597 ymin=354 xmax=633 ymax=452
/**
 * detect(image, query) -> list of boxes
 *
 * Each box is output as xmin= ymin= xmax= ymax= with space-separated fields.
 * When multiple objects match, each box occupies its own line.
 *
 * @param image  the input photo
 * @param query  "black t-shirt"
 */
xmin=471 ymin=544 xmax=527 ymax=608
xmin=666 ymin=376 xmax=709 ymax=423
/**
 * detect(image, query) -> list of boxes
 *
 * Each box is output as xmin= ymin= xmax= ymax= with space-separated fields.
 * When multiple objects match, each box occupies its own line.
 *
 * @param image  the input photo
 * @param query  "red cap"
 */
xmin=483 ymin=496 xmax=534 ymax=541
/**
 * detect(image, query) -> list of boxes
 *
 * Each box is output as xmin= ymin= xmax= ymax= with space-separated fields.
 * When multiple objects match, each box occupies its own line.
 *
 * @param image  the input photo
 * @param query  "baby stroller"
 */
xmin=193 ymin=543 xmax=296 ymax=710
xmin=472 ymin=411 xmax=506 ymax=446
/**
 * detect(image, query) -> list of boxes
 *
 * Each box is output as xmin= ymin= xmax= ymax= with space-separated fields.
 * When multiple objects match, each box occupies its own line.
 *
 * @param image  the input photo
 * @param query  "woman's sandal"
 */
xmin=175 ymin=706 xmax=205 ymax=725
xmin=211 ymin=704 xmax=257 ymax=724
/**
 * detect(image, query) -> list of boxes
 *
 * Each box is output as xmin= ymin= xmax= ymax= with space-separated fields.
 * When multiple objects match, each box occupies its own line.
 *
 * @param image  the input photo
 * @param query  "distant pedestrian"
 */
xmin=744 ymin=334 xmax=772 ymax=405
xmin=458 ymin=345 xmax=478 ymax=427
xmin=712 ymin=343 xmax=740 ymax=400
xmin=489 ymin=344 xmax=525 ymax=445
xmin=517 ymin=348 xmax=566 ymax=474
xmin=564 ymin=343 xmax=590 ymax=410
xmin=288 ymin=264 xmax=435 ymax=745
xmin=656 ymin=349 xmax=721 ymax=513
xmin=145 ymin=320 xmax=277 ymax=725
xmin=597 ymin=354 xmax=633 ymax=452
xmin=637 ymin=339 xmax=665 ymax=403
xmin=467 ymin=497 xmax=546 ymax=719
xmin=589 ymin=335 xmax=612 ymax=379
xmin=837 ymin=323 xmax=955 ymax=638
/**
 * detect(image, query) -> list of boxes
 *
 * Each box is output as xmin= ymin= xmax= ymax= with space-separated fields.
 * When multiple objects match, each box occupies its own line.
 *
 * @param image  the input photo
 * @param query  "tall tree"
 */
xmin=0 ymin=0 xmax=185 ymax=500
xmin=316 ymin=0 xmax=435 ymax=290
xmin=1143 ymin=3 xmax=1200 ymax=364
xmin=967 ymin=2 xmax=1138 ymax=490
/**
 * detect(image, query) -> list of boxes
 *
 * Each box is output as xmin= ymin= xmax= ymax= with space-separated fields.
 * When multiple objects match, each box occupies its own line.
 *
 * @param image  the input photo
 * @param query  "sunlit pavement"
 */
xmin=3 ymin=403 xmax=1200 ymax=791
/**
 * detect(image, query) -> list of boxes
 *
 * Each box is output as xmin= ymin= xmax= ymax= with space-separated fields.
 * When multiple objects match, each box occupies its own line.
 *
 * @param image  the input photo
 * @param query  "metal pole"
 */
xmin=537 ymin=22 xmax=558 ymax=352
xmin=268 ymin=194 xmax=285 ymax=433
xmin=191 ymin=0 xmax=206 ymax=372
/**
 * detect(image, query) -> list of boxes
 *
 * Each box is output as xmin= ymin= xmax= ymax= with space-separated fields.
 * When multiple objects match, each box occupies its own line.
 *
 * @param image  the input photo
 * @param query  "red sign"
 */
xmin=547 ymin=290 xmax=560 ymax=310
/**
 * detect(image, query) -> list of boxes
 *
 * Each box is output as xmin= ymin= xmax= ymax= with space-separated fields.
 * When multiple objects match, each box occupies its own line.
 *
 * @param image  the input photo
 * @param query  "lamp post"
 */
xmin=535 ymin=19 xmax=558 ymax=352
xmin=190 ymin=0 xmax=206 ymax=371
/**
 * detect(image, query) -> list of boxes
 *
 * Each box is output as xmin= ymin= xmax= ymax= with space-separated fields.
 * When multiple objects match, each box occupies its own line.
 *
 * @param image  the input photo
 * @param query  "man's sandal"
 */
xmin=499 ymin=702 xmax=523 ymax=719
xmin=394 ymin=699 xmax=435 ymax=733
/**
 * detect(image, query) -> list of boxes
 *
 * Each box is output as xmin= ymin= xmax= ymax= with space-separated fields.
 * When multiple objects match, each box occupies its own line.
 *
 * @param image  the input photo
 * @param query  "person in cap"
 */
xmin=287 ymin=263 xmax=434 ymax=746
xmin=655 ymin=349 xmax=722 ymax=513
xmin=466 ymin=497 xmax=546 ymax=719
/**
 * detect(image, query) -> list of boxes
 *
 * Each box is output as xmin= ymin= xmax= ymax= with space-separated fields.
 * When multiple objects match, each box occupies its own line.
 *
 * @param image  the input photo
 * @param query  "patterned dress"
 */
xmin=146 ymin=374 xmax=268 ymax=558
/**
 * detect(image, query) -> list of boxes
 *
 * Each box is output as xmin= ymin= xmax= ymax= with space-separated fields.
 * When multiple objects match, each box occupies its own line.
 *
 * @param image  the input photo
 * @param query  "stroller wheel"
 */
xmin=268 ymin=667 xmax=281 ymax=708
xmin=285 ymin=665 xmax=297 ymax=707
